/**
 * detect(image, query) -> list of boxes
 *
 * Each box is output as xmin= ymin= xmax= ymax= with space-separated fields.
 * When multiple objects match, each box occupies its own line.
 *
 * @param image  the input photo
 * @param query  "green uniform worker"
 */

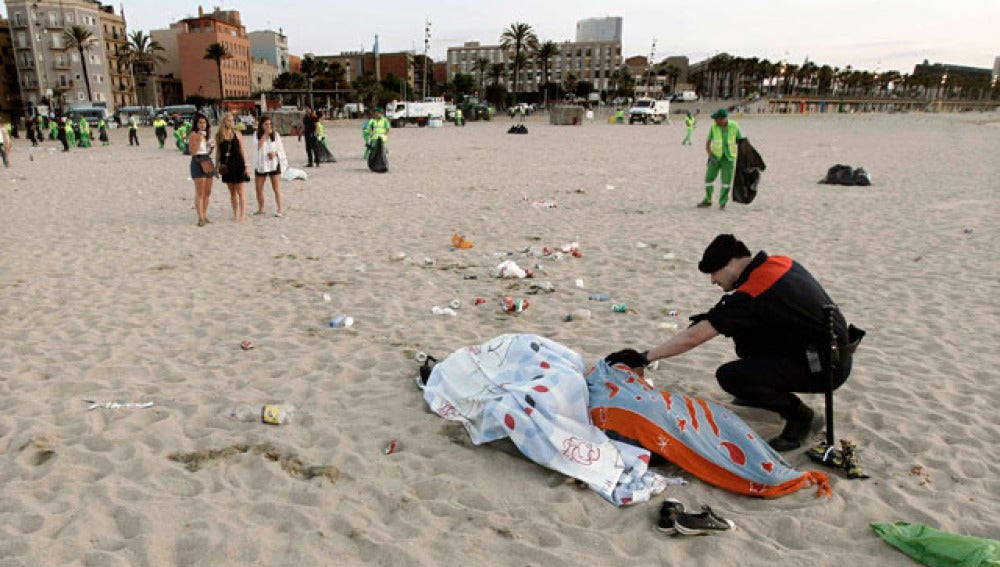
xmin=682 ymin=112 xmax=696 ymax=145
xmin=615 ymin=108 xmax=625 ymax=123
xmin=49 ymin=120 xmax=59 ymax=141
xmin=98 ymin=118 xmax=109 ymax=145
xmin=153 ymin=116 xmax=168 ymax=148
xmin=64 ymin=119 xmax=76 ymax=147
xmin=174 ymin=122 xmax=189 ymax=153
xmin=78 ymin=118 xmax=91 ymax=148
xmin=363 ymin=107 xmax=390 ymax=157
xmin=699 ymin=108 xmax=742 ymax=210
xmin=454 ymin=108 xmax=464 ymax=126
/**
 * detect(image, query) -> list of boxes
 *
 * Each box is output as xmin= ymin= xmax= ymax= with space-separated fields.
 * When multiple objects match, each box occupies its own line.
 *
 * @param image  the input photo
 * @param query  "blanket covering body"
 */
xmin=587 ymin=360 xmax=830 ymax=498
xmin=423 ymin=334 xmax=671 ymax=506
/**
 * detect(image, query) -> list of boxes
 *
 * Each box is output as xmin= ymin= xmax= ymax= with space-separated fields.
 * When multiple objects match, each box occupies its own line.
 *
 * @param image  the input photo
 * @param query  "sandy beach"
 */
xmin=1 ymin=110 xmax=998 ymax=566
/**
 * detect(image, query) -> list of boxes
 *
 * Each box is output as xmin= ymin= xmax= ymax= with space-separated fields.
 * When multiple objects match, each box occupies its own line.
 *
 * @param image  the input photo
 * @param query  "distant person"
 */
xmin=25 ymin=116 xmax=38 ymax=147
xmin=698 ymin=108 xmax=742 ymax=210
xmin=98 ymin=117 xmax=109 ymax=146
xmin=187 ymin=113 xmax=215 ymax=226
xmin=78 ymin=117 xmax=91 ymax=148
xmin=215 ymin=113 xmax=251 ymax=222
xmin=153 ymin=115 xmax=168 ymax=149
xmin=0 ymin=120 xmax=11 ymax=167
xmin=301 ymin=106 xmax=320 ymax=167
xmin=363 ymin=107 xmax=390 ymax=152
xmin=57 ymin=118 xmax=69 ymax=152
xmin=618 ymin=234 xmax=863 ymax=452
xmin=253 ymin=115 xmax=287 ymax=217
xmin=128 ymin=115 xmax=140 ymax=146
xmin=64 ymin=118 xmax=76 ymax=148
xmin=682 ymin=111 xmax=696 ymax=145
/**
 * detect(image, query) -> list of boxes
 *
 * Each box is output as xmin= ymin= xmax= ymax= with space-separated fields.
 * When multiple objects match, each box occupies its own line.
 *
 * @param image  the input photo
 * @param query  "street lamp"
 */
xmin=938 ymin=70 xmax=948 ymax=112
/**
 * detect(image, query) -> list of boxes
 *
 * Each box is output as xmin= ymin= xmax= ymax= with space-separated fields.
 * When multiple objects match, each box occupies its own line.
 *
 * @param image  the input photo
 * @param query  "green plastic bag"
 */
xmin=872 ymin=522 xmax=1000 ymax=567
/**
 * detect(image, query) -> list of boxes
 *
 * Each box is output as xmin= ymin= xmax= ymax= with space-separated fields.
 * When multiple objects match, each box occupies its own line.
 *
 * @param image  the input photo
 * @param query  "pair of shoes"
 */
xmin=274 ymin=212 xmax=283 ymax=218
xmin=655 ymin=499 xmax=686 ymax=534
xmin=197 ymin=219 xmax=206 ymax=227
xmin=305 ymin=163 xmax=314 ymax=167
xmin=768 ymin=405 xmax=817 ymax=452
xmin=253 ymin=211 xmax=265 ymax=216
xmin=720 ymin=202 xmax=727 ymax=210
xmin=696 ymin=201 xmax=712 ymax=208
xmin=674 ymin=505 xmax=735 ymax=535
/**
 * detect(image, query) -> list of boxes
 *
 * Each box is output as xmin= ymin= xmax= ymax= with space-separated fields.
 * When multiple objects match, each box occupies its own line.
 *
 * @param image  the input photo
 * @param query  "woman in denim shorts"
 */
xmin=188 ymin=113 xmax=215 ymax=226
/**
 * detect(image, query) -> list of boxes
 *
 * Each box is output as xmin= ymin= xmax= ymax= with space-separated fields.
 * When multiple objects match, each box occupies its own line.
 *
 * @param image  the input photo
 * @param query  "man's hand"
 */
xmin=707 ymin=155 xmax=719 ymax=166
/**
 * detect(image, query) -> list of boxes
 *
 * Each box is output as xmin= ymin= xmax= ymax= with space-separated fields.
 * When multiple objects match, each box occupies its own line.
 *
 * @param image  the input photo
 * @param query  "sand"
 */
xmin=1 ymin=110 xmax=998 ymax=566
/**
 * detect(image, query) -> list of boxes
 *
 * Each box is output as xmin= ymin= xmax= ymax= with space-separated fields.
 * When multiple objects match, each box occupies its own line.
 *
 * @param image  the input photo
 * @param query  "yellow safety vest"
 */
xmin=709 ymin=121 xmax=739 ymax=159
xmin=367 ymin=117 xmax=390 ymax=140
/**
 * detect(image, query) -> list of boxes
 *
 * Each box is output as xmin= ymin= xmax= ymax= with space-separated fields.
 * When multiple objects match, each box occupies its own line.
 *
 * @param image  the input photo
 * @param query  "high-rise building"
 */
xmin=575 ymin=17 xmax=622 ymax=43
xmin=248 ymin=29 xmax=289 ymax=74
xmin=5 ymin=0 xmax=134 ymax=113
xmin=163 ymin=6 xmax=252 ymax=100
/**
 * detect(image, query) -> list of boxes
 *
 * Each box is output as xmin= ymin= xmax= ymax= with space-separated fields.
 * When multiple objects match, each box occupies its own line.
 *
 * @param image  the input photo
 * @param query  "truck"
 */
xmin=385 ymin=99 xmax=447 ymax=127
xmin=628 ymin=97 xmax=671 ymax=124
xmin=459 ymin=95 xmax=492 ymax=122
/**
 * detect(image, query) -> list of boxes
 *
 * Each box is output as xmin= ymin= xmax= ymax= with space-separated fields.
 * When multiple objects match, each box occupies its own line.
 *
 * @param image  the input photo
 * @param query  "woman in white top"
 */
xmin=187 ymin=113 xmax=215 ymax=226
xmin=253 ymin=115 xmax=288 ymax=217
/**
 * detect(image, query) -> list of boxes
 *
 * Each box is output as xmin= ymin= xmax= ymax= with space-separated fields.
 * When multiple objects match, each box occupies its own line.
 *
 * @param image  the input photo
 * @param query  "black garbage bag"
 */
xmin=819 ymin=164 xmax=872 ymax=186
xmin=733 ymin=138 xmax=767 ymax=204
xmin=367 ymin=138 xmax=388 ymax=173
xmin=315 ymin=141 xmax=336 ymax=163
xmin=507 ymin=124 xmax=528 ymax=134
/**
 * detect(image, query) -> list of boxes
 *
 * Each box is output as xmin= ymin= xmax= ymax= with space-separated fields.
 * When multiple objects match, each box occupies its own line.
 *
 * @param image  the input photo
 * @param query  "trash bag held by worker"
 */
xmin=367 ymin=137 xmax=388 ymax=173
xmin=732 ymin=137 xmax=767 ymax=204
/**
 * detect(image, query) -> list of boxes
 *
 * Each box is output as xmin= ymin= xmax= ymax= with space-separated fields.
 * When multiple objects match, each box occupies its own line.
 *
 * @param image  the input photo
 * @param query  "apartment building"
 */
xmin=251 ymin=56 xmax=279 ymax=93
xmin=97 ymin=3 xmax=135 ymax=110
xmin=5 ymin=0 xmax=132 ymax=112
xmin=447 ymin=39 xmax=622 ymax=93
xmin=0 ymin=16 xmax=24 ymax=120
xmin=248 ymin=29 xmax=288 ymax=74
xmin=167 ymin=6 xmax=252 ymax=100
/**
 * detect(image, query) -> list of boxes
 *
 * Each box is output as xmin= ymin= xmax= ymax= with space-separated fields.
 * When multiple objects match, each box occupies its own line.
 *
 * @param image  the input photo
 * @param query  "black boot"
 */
xmin=768 ymin=404 xmax=815 ymax=452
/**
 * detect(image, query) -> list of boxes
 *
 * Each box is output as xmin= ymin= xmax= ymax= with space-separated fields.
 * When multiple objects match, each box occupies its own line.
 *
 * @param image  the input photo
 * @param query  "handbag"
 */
xmin=199 ymin=158 xmax=214 ymax=175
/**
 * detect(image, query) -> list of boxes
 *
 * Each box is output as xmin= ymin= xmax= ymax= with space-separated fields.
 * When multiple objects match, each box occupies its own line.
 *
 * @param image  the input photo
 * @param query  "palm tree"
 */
xmin=203 ymin=42 xmax=231 ymax=99
xmin=63 ymin=25 xmax=96 ymax=102
xmin=499 ymin=22 xmax=538 ymax=103
xmin=125 ymin=30 xmax=167 ymax=108
xmin=300 ymin=55 xmax=328 ymax=108
xmin=488 ymin=63 xmax=506 ymax=87
xmin=535 ymin=40 xmax=559 ymax=102
xmin=472 ymin=57 xmax=491 ymax=90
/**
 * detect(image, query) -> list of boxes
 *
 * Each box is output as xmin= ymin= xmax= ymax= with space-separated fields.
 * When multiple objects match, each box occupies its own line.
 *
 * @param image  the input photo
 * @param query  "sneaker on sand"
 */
xmin=696 ymin=200 xmax=712 ymax=208
xmin=655 ymin=499 xmax=685 ymax=534
xmin=674 ymin=505 xmax=735 ymax=535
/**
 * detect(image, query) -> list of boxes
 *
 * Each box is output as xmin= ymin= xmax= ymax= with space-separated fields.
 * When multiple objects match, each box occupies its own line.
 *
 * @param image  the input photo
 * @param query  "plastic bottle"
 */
xmin=589 ymin=293 xmax=612 ymax=301
xmin=229 ymin=404 xmax=294 ymax=424
xmin=564 ymin=308 xmax=592 ymax=321
xmin=330 ymin=314 xmax=354 ymax=328
xmin=612 ymin=303 xmax=628 ymax=312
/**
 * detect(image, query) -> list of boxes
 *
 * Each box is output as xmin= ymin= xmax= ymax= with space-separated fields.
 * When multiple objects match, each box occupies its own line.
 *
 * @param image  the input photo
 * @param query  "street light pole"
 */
xmin=423 ymin=19 xmax=431 ymax=99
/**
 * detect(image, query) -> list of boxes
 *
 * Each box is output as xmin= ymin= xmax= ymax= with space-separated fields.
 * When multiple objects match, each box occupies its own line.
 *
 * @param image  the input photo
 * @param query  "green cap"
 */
xmin=710 ymin=108 xmax=728 ymax=119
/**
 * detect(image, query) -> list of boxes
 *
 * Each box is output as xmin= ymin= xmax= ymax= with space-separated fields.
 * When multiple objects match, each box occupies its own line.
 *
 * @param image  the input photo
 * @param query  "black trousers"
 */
xmin=129 ymin=129 xmax=139 ymax=145
xmin=716 ymin=353 xmax=852 ymax=419
xmin=305 ymin=134 xmax=318 ymax=164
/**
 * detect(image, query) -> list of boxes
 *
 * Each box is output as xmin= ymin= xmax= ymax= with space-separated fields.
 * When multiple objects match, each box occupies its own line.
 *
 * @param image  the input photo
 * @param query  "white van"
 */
xmin=628 ymin=98 xmax=671 ymax=124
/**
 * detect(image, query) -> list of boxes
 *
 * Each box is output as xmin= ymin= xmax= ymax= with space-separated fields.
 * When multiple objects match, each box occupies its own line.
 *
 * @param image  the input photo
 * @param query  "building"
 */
xmin=912 ymin=60 xmax=992 ymax=83
xmin=575 ymin=17 xmax=622 ymax=43
xmin=314 ymin=51 xmax=414 ymax=87
xmin=97 ymin=4 xmax=135 ymax=110
xmin=288 ymin=54 xmax=301 ymax=73
xmin=5 ymin=0 xmax=133 ymax=113
xmin=628 ymin=55 xmax=689 ymax=97
xmin=169 ymin=6 xmax=252 ymax=100
xmin=248 ymin=29 xmax=289 ymax=74
xmin=251 ymin=56 xmax=279 ymax=93
xmin=0 ymin=16 xmax=25 ymax=121
xmin=314 ymin=52 xmax=363 ymax=83
xmin=447 ymin=39 xmax=622 ymax=93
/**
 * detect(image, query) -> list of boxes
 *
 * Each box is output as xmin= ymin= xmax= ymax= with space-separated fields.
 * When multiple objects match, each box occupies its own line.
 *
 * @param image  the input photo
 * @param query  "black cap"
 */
xmin=698 ymin=234 xmax=751 ymax=273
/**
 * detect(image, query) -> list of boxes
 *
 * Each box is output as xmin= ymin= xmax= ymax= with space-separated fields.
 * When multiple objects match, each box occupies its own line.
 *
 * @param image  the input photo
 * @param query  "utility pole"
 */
xmin=645 ymin=38 xmax=656 ymax=97
xmin=423 ymin=19 xmax=431 ymax=99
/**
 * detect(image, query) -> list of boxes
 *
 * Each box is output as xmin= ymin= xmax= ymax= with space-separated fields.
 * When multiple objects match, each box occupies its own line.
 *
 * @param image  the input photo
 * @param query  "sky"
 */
xmin=32 ymin=0 xmax=1000 ymax=73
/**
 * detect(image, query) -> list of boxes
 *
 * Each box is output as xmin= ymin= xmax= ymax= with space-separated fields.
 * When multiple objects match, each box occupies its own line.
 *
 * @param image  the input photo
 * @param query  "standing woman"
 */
xmin=253 ymin=115 xmax=287 ymax=217
xmin=215 ymin=113 xmax=251 ymax=222
xmin=188 ymin=113 xmax=215 ymax=226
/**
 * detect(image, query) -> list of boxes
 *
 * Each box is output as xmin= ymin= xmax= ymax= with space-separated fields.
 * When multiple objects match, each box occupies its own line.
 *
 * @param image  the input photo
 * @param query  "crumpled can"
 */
xmin=501 ymin=296 xmax=530 ymax=313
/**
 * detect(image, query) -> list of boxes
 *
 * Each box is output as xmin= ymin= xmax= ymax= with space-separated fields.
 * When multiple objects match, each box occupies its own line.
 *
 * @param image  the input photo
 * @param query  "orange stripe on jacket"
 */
xmin=591 ymin=406 xmax=831 ymax=498
xmin=737 ymin=255 xmax=793 ymax=298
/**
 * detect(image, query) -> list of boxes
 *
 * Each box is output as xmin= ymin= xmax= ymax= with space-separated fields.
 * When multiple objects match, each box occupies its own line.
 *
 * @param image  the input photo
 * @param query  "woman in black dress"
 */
xmin=215 ymin=113 xmax=251 ymax=222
